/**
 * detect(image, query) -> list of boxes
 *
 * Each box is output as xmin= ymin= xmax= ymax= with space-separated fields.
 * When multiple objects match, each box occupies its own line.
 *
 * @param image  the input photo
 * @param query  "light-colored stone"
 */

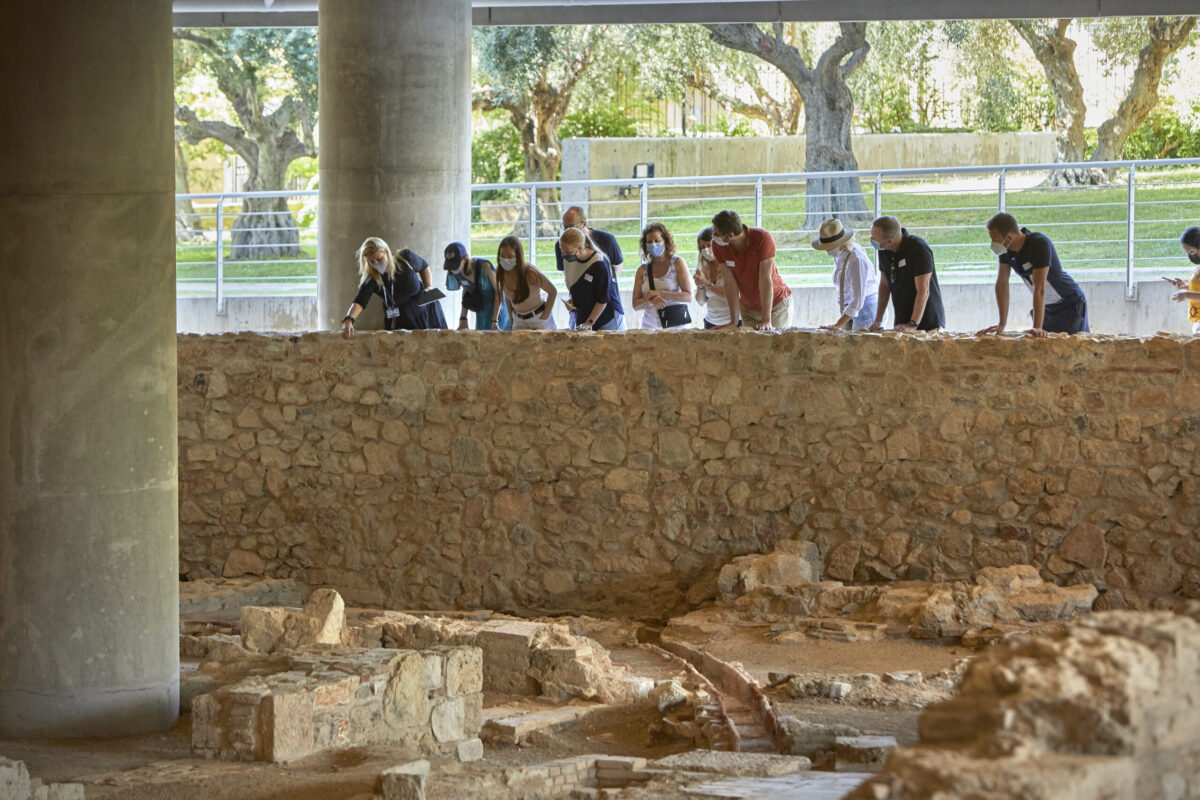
xmin=456 ymin=737 xmax=484 ymax=762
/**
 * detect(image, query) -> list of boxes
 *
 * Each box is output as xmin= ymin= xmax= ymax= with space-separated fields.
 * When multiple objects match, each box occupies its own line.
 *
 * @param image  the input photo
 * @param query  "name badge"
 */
xmin=726 ymin=260 xmax=735 ymax=267
xmin=1023 ymin=262 xmax=1033 ymax=270
xmin=385 ymin=307 xmax=400 ymax=319
xmin=898 ymin=259 xmax=907 ymax=267
xmin=584 ymin=274 xmax=594 ymax=282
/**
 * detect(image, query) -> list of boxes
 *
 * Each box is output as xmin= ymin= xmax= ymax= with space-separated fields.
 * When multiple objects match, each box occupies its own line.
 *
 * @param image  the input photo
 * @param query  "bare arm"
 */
xmin=341 ymin=302 xmax=365 ymax=340
xmin=900 ymin=273 xmax=931 ymax=330
xmin=670 ymin=258 xmax=695 ymax=304
xmin=757 ymin=258 xmax=775 ymax=329
xmin=1030 ymin=266 xmax=1048 ymax=331
xmin=870 ymin=280 xmax=891 ymax=331
xmin=723 ymin=263 xmax=741 ymax=328
xmin=977 ymin=263 xmax=1011 ymax=335
xmin=631 ymin=265 xmax=651 ymax=310
xmin=531 ymin=267 xmax=557 ymax=319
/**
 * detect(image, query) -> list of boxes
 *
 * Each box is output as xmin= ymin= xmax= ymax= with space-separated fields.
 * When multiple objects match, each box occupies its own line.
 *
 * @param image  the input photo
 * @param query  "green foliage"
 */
xmin=560 ymin=106 xmax=638 ymax=139
xmin=694 ymin=113 xmax=756 ymax=137
xmin=471 ymin=113 xmax=523 ymax=220
xmin=1124 ymin=100 xmax=1200 ymax=160
xmin=177 ymin=28 xmax=317 ymax=119
xmin=852 ymin=21 xmax=941 ymax=133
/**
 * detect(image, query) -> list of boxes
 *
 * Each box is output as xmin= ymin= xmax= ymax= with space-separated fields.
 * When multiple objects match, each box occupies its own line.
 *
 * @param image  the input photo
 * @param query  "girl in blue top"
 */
xmin=443 ymin=241 xmax=511 ymax=331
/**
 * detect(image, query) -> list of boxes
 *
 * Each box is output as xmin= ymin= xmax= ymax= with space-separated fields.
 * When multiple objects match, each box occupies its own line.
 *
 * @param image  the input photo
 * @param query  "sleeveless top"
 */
xmin=639 ymin=258 xmax=686 ymax=331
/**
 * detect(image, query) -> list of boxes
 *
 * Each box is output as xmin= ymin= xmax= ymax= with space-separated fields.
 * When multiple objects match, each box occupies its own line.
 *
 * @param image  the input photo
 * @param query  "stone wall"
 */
xmin=177 ymin=331 xmax=1200 ymax=617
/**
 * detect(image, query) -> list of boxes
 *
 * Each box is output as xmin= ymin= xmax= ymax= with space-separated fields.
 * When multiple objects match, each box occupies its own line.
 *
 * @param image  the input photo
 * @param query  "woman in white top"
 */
xmin=495 ymin=235 xmax=558 ymax=330
xmin=811 ymin=218 xmax=879 ymax=330
xmin=692 ymin=226 xmax=731 ymax=329
xmin=632 ymin=222 xmax=695 ymax=330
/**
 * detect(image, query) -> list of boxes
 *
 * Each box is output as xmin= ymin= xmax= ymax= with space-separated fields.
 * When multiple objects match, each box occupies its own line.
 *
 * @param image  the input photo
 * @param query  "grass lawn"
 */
xmin=176 ymin=167 xmax=1200 ymax=295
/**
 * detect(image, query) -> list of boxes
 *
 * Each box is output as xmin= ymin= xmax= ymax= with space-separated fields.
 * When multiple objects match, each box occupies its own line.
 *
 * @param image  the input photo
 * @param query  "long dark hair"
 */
xmin=498 ymin=235 xmax=532 ymax=304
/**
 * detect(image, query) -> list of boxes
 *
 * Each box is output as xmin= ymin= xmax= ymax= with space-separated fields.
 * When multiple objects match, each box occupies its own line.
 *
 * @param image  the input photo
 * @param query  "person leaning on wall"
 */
xmin=1166 ymin=226 xmax=1200 ymax=335
xmin=868 ymin=215 xmax=945 ymax=332
xmin=693 ymin=226 xmax=732 ymax=329
xmin=341 ymin=237 xmax=447 ymax=339
xmin=558 ymin=227 xmax=625 ymax=331
xmin=631 ymin=222 xmax=695 ymax=330
xmin=444 ymin=241 xmax=510 ymax=331
xmin=811 ymin=218 xmax=878 ymax=331
xmin=976 ymin=212 xmax=1089 ymax=337
xmin=495 ymin=235 xmax=558 ymax=330
xmin=709 ymin=209 xmax=792 ymax=330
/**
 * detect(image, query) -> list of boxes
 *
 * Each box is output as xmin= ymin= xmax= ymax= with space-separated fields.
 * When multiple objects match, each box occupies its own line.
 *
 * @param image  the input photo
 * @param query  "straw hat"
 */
xmin=811 ymin=218 xmax=855 ymax=251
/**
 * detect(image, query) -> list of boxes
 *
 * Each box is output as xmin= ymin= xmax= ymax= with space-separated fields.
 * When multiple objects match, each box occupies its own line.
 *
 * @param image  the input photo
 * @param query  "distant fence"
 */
xmin=177 ymin=157 xmax=1200 ymax=313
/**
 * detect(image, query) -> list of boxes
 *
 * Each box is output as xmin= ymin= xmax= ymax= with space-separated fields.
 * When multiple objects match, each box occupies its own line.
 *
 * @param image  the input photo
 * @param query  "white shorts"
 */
xmin=511 ymin=311 xmax=557 ymax=330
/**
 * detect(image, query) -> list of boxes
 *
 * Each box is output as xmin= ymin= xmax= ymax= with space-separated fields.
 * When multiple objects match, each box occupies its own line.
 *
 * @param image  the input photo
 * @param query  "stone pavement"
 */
xmin=684 ymin=771 xmax=874 ymax=799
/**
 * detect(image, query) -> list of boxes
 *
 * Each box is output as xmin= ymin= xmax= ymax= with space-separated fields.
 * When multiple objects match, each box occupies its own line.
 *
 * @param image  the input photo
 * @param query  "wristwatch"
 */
xmin=908 ymin=319 xmax=919 ymax=327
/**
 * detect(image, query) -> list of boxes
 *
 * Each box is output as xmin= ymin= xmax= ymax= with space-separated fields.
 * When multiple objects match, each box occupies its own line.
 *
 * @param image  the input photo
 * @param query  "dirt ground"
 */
xmin=0 ymin=623 xmax=968 ymax=799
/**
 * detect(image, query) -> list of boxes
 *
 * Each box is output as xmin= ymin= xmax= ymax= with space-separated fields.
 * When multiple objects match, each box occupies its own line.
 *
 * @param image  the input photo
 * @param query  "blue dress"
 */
xmin=447 ymin=258 xmax=511 ymax=330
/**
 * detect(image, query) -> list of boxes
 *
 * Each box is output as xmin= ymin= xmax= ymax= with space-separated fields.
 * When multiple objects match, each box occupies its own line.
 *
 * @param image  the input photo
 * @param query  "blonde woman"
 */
xmin=340 ymin=237 xmax=446 ymax=339
xmin=632 ymin=221 xmax=695 ymax=329
xmin=495 ymin=235 xmax=558 ymax=330
xmin=693 ymin=226 xmax=731 ymax=329
xmin=558 ymin=228 xmax=625 ymax=331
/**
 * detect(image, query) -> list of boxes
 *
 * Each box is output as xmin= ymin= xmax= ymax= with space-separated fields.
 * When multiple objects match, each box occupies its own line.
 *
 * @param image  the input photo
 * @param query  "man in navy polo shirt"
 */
xmin=977 ymin=212 xmax=1089 ymax=337
xmin=868 ymin=215 xmax=946 ymax=332
xmin=555 ymin=206 xmax=623 ymax=279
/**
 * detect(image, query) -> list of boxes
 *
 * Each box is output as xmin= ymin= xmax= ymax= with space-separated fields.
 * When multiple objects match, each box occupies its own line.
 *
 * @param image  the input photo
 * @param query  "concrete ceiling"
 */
xmin=172 ymin=0 xmax=1200 ymax=27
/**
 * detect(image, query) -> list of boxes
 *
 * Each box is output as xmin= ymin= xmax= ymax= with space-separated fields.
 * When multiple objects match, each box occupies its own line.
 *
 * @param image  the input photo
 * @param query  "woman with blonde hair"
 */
xmin=558 ymin=227 xmax=625 ymax=331
xmin=340 ymin=237 xmax=446 ymax=339
xmin=495 ymin=235 xmax=558 ymax=330
xmin=632 ymin=221 xmax=694 ymax=329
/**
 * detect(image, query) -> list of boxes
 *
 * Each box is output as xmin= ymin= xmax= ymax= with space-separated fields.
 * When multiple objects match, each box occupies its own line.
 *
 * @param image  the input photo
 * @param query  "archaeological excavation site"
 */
xmin=3 ymin=330 xmax=1200 ymax=800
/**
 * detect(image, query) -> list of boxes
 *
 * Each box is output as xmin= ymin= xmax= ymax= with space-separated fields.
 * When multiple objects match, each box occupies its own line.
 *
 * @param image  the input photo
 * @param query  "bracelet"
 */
xmin=343 ymin=315 xmax=355 ymax=325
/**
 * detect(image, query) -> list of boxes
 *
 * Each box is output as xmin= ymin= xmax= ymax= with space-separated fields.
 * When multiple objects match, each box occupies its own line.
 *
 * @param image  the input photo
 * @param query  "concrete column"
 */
xmin=317 ymin=0 xmax=473 ymax=330
xmin=0 ymin=2 xmax=179 ymax=736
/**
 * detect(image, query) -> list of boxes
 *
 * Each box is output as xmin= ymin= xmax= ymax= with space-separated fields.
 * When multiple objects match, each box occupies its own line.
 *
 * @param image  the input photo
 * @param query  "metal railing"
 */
xmin=178 ymin=157 xmax=1200 ymax=311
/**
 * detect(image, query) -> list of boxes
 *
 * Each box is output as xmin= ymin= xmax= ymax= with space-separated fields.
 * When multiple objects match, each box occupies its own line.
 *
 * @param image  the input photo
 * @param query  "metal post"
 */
xmin=639 ymin=181 xmax=649 ymax=234
xmin=1126 ymin=165 xmax=1137 ymax=300
xmin=527 ymin=186 xmax=537 ymax=265
xmin=754 ymin=178 xmax=763 ymax=229
xmin=998 ymin=169 xmax=1006 ymax=213
xmin=873 ymin=174 xmax=882 ymax=220
xmin=215 ymin=195 xmax=226 ymax=315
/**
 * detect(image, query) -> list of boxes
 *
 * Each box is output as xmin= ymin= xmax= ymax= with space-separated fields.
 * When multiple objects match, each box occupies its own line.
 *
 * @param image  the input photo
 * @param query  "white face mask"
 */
xmin=699 ymin=246 xmax=713 ymax=260
xmin=498 ymin=257 xmax=517 ymax=271
xmin=648 ymin=241 xmax=665 ymax=258
xmin=370 ymin=260 xmax=388 ymax=273
xmin=712 ymin=235 xmax=729 ymax=247
xmin=989 ymin=240 xmax=1009 ymax=256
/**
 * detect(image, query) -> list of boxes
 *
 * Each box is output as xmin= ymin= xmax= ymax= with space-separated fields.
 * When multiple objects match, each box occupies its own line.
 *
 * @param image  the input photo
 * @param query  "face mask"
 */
xmin=499 ymin=257 xmax=517 ymax=271
xmin=648 ymin=242 xmax=665 ymax=258
xmin=699 ymin=246 xmax=713 ymax=260
xmin=1189 ymin=252 xmax=1200 ymax=266
xmin=869 ymin=240 xmax=882 ymax=250
xmin=989 ymin=241 xmax=1008 ymax=256
xmin=712 ymin=235 xmax=729 ymax=247
xmin=371 ymin=260 xmax=387 ymax=273
xmin=563 ymin=253 xmax=581 ymax=263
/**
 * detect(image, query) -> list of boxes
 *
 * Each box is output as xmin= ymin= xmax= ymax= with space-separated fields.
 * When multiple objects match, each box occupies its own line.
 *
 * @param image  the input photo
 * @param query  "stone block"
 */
xmin=0 ymin=758 xmax=32 ymax=800
xmin=378 ymin=760 xmax=429 ymax=800
xmin=456 ymin=737 xmax=484 ymax=762
xmin=383 ymin=652 xmax=429 ymax=730
xmin=261 ymin=687 xmax=315 ymax=763
xmin=444 ymin=646 xmax=483 ymax=697
xmin=430 ymin=697 xmax=465 ymax=743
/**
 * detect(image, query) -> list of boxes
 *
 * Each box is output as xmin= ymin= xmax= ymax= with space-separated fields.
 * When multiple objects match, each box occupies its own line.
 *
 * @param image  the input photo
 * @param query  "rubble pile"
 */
xmin=847 ymin=611 xmax=1200 ymax=800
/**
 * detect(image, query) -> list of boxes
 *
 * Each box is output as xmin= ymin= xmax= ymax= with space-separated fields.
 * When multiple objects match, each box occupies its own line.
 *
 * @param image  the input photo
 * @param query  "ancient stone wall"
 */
xmin=177 ymin=331 xmax=1200 ymax=616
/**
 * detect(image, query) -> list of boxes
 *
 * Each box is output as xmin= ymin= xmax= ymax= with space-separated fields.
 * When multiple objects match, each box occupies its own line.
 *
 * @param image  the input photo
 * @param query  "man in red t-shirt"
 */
xmin=709 ymin=210 xmax=792 ymax=330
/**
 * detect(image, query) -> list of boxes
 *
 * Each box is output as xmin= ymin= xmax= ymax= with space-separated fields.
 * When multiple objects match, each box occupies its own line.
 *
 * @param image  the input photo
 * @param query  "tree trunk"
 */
xmin=705 ymin=22 xmax=870 ymax=229
xmin=798 ymin=72 xmax=869 ymax=228
xmin=174 ymin=141 xmax=205 ymax=243
xmin=509 ymin=107 xmax=563 ymax=239
xmin=231 ymin=138 xmax=301 ymax=260
xmin=1009 ymin=20 xmax=1101 ymax=185
xmin=1090 ymin=17 xmax=1197 ymax=164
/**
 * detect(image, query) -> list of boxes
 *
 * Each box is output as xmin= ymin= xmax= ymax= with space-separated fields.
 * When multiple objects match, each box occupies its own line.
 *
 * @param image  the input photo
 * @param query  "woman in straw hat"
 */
xmin=811 ymin=218 xmax=879 ymax=331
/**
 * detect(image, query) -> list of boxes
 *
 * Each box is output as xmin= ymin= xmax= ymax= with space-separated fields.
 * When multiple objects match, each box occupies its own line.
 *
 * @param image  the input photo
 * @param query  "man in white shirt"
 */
xmin=811 ymin=218 xmax=879 ymax=330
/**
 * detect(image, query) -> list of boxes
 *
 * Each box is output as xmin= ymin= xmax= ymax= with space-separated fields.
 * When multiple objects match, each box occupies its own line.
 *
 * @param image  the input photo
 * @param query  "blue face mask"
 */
xmin=869 ymin=240 xmax=882 ymax=250
xmin=648 ymin=241 xmax=665 ymax=258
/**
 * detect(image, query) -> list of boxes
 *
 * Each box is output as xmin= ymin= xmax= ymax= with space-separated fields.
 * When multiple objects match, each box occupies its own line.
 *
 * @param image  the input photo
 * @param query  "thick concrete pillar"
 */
xmin=317 ymin=0 xmax=473 ymax=330
xmin=0 ymin=2 xmax=179 ymax=735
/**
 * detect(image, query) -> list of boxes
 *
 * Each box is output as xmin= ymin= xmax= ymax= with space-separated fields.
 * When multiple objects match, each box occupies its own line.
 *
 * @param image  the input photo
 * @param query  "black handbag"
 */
xmin=648 ymin=261 xmax=692 ymax=328
xmin=461 ymin=259 xmax=484 ymax=312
